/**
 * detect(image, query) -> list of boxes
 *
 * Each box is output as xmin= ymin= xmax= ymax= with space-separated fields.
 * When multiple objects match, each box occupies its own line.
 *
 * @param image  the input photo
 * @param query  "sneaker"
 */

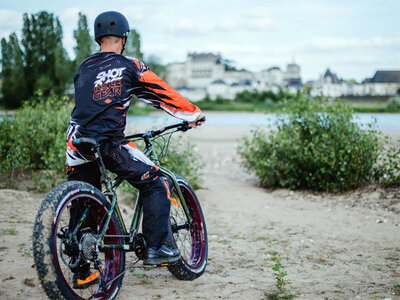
xmin=73 ymin=270 xmax=100 ymax=289
xmin=143 ymin=245 xmax=180 ymax=265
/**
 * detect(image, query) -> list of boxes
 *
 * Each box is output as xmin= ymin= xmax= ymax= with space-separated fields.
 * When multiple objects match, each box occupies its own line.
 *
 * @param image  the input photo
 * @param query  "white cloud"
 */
xmin=122 ymin=6 xmax=150 ymax=24
xmin=370 ymin=36 xmax=400 ymax=47
xmin=0 ymin=1 xmax=399 ymax=81
xmin=59 ymin=8 xmax=81 ymax=57
xmin=213 ymin=16 xmax=276 ymax=32
xmin=168 ymin=18 xmax=209 ymax=36
xmin=60 ymin=8 xmax=80 ymax=28
xmin=0 ymin=9 xmax=23 ymax=37
xmin=201 ymin=43 xmax=265 ymax=55
xmin=298 ymin=36 xmax=400 ymax=52
xmin=239 ymin=14 xmax=277 ymax=32
xmin=165 ymin=14 xmax=277 ymax=37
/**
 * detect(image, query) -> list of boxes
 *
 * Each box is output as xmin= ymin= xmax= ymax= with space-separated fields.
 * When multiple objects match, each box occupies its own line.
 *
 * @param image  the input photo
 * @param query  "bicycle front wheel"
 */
xmin=33 ymin=181 xmax=125 ymax=300
xmin=167 ymin=175 xmax=208 ymax=280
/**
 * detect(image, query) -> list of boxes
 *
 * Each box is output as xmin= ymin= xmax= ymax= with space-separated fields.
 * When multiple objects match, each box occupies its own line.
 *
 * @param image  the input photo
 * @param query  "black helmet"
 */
xmin=94 ymin=11 xmax=130 ymax=44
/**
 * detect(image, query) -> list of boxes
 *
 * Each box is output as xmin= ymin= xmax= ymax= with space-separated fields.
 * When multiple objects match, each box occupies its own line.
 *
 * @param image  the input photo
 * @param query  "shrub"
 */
xmin=160 ymin=135 xmax=204 ymax=189
xmin=386 ymin=96 xmax=400 ymax=112
xmin=239 ymin=95 xmax=382 ymax=192
xmin=1 ymin=95 xmax=204 ymax=193
xmin=378 ymin=137 xmax=400 ymax=187
xmin=0 ymin=92 xmax=72 ymax=188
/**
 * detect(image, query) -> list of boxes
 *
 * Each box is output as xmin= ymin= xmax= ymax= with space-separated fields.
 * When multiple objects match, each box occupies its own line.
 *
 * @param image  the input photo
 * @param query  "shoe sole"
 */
xmin=72 ymin=281 xmax=100 ymax=290
xmin=143 ymin=255 xmax=181 ymax=265
xmin=73 ymin=279 xmax=99 ymax=289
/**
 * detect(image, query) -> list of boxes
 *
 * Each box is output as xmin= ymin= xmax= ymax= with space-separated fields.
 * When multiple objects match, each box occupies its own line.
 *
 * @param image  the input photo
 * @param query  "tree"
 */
xmin=125 ymin=29 xmax=144 ymax=60
xmin=73 ymin=12 xmax=95 ymax=68
xmin=21 ymin=11 xmax=73 ymax=97
xmin=1 ymin=11 xmax=75 ymax=108
xmin=53 ymin=16 xmax=73 ymax=94
xmin=1 ymin=33 xmax=28 ymax=108
xmin=123 ymin=29 xmax=167 ymax=78
xmin=145 ymin=55 xmax=166 ymax=79
xmin=21 ymin=13 xmax=35 ymax=97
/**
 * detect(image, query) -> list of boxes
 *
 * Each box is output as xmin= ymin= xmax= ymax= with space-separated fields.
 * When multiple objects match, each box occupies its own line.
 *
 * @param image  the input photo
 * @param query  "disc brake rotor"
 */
xmin=59 ymin=238 xmax=81 ymax=269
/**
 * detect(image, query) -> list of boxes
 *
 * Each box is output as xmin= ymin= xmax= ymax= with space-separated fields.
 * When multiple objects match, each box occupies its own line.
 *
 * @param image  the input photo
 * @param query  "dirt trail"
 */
xmin=0 ymin=126 xmax=399 ymax=299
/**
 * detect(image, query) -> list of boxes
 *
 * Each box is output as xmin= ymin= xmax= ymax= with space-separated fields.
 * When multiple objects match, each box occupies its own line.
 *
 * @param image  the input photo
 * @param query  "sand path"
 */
xmin=0 ymin=126 xmax=399 ymax=299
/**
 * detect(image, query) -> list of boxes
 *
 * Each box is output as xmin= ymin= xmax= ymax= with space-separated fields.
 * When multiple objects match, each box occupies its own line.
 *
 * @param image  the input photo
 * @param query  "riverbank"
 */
xmin=0 ymin=125 xmax=399 ymax=299
xmin=126 ymin=95 xmax=400 ymax=114
xmin=127 ymin=111 xmax=400 ymax=130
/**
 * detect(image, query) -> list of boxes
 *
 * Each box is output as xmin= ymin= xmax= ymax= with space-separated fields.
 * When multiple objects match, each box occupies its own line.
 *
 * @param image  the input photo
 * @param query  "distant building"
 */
xmin=254 ymin=67 xmax=284 ymax=93
xmin=364 ymin=71 xmax=400 ymax=96
xmin=165 ymin=62 xmax=188 ymax=88
xmin=311 ymin=68 xmax=348 ymax=97
xmin=311 ymin=69 xmax=400 ymax=97
xmin=371 ymin=70 xmax=400 ymax=83
xmin=186 ymin=52 xmax=225 ymax=88
xmin=166 ymin=52 xmax=224 ymax=89
xmin=284 ymin=63 xmax=302 ymax=88
xmin=166 ymin=52 xmax=225 ymax=100
xmin=166 ymin=53 xmax=303 ymax=101
xmin=322 ymin=68 xmax=341 ymax=84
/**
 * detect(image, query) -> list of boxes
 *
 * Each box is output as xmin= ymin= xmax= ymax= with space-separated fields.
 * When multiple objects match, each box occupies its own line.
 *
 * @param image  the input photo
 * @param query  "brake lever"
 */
xmin=195 ymin=116 xmax=206 ymax=126
xmin=180 ymin=121 xmax=191 ymax=132
xmin=179 ymin=116 xmax=206 ymax=132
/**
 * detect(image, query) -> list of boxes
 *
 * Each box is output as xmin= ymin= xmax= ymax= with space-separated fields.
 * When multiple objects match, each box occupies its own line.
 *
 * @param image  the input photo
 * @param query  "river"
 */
xmin=127 ymin=112 xmax=400 ymax=130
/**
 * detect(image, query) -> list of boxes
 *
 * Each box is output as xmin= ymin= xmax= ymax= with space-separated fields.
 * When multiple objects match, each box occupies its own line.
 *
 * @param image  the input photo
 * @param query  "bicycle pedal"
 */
xmin=160 ymin=263 xmax=169 ymax=267
xmin=144 ymin=263 xmax=169 ymax=268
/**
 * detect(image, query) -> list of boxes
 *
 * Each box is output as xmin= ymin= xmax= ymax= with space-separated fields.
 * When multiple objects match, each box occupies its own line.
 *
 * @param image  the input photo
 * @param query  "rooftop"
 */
xmin=323 ymin=68 xmax=341 ymax=84
xmin=370 ymin=71 xmax=400 ymax=83
xmin=188 ymin=52 xmax=222 ymax=64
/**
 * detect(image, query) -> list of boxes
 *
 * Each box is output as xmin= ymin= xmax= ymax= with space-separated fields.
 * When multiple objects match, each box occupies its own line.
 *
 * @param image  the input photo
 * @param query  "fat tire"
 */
xmin=33 ymin=181 xmax=125 ymax=300
xmin=166 ymin=175 xmax=208 ymax=280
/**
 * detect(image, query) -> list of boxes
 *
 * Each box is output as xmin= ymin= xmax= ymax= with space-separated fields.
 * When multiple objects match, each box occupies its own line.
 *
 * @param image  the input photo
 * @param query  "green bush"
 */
xmin=1 ymin=94 xmax=204 ymax=193
xmin=0 ymin=92 xmax=72 ymax=189
xmin=378 ymin=137 xmax=400 ymax=187
xmin=386 ymin=96 xmax=400 ymax=112
xmin=239 ymin=96 xmax=382 ymax=192
xmin=160 ymin=135 xmax=204 ymax=189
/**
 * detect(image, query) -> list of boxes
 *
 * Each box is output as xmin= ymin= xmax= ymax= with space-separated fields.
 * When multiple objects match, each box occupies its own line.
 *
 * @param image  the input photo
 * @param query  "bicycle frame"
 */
xmin=78 ymin=124 xmax=194 ymax=252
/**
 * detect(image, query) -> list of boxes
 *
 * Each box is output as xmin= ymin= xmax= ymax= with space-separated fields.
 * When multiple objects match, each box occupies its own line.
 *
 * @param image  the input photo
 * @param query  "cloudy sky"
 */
xmin=1 ymin=0 xmax=399 ymax=81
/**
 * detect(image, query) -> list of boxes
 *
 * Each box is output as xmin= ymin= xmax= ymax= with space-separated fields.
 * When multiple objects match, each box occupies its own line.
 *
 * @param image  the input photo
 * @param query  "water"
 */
xmin=127 ymin=112 xmax=400 ymax=130
xmin=1 ymin=111 xmax=397 ymax=130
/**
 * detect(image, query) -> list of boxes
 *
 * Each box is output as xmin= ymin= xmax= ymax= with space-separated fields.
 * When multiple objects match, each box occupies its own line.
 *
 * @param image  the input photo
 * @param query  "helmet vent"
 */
xmin=94 ymin=11 xmax=130 ymax=44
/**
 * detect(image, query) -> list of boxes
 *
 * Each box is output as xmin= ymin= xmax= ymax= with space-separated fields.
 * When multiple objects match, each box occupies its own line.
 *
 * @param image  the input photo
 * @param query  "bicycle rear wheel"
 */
xmin=33 ymin=181 xmax=125 ymax=300
xmin=167 ymin=175 xmax=208 ymax=280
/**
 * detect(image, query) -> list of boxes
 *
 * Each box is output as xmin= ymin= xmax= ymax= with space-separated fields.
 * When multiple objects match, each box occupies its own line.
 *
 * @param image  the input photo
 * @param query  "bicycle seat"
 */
xmin=72 ymin=137 xmax=98 ymax=148
xmin=71 ymin=138 xmax=100 ymax=159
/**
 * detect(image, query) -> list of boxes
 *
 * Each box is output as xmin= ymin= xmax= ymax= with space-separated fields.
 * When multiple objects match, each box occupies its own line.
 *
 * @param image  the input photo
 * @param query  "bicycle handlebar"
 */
xmin=125 ymin=116 xmax=206 ymax=140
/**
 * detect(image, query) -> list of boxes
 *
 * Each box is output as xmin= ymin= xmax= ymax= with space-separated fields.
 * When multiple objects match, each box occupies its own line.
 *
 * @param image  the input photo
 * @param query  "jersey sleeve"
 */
xmin=130 ymin=58 xmax=201 ymax=122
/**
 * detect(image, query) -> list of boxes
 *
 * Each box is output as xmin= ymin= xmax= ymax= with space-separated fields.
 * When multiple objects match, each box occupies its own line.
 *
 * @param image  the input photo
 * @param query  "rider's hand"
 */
xmin=189 ymin=113 xmax=206 ymax=128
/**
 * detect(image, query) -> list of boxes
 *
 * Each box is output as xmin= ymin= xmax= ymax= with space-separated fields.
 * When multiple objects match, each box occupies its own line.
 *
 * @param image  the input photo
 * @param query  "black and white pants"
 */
xmin=67 ymin=139 xmax=172 ymax=248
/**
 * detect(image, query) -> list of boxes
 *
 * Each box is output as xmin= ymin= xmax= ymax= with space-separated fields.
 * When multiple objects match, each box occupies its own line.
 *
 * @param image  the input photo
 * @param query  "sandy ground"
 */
xmin=0 ymin=125 xmax=399 ymax=300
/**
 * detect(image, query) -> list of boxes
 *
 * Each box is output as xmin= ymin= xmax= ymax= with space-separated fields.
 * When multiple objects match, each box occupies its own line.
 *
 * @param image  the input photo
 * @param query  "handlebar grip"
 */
xmin=195 ymin=116 xmax=206 ymax=125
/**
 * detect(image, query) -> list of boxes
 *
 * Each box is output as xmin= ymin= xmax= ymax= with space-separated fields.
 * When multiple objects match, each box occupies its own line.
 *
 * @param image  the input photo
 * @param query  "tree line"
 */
xmin=0 ymin=10 xmax=163 ymax=109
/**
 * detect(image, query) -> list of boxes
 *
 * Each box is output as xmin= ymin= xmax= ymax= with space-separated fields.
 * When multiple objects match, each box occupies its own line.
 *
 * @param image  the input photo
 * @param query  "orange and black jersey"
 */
xmin=67 ymin=52 xmax=200 ymax=144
